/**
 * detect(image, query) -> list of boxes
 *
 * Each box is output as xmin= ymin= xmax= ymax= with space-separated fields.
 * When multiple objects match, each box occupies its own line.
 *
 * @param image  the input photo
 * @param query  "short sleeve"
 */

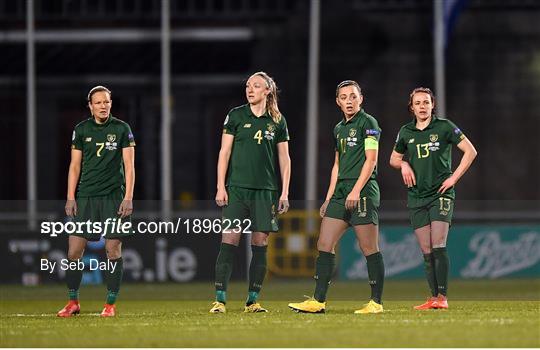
xmin=71 ymin=126 xmax=83 ymax=150
xmin=363 ymin=117 xmax=381 ymax=142
xmin=445 ymin=119 xmax=466 ymax=144
xmin=121 ymin=124 xmax=136 ymax=148
xmin=333 ymin=125 xmax=340 ymax=151
xmin=223 ymin=111 xmax=239 ymax=136
xmin=363 ymin=116 xmax=381 ymax=150
xmin=393 ymin=128 xmax=407 ymax=154
xmin=276 ymin=116 xmax=290 ymax=143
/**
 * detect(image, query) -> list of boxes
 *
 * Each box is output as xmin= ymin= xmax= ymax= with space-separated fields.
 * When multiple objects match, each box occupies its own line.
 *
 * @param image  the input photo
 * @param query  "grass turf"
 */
xmin=1 ymin=279 xmax=539 ymax=347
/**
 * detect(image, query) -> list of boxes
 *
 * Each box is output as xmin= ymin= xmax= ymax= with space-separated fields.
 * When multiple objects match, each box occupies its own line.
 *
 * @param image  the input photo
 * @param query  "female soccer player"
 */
xmin=288 ymin=80 xmax=385 ymax=314
xmin=389 ymin=87 xmax=477 ymax=309
xmin=210 ymin=71 xmax=291 ymax=313
xmin=57 ymin=86 xmax=136 ymax=317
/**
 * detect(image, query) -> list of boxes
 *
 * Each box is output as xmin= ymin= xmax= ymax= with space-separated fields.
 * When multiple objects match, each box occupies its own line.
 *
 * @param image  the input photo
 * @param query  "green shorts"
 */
xmin=409 ymin=196 xmax=454 ymax=229
xmin=324 ymin=179 xmax=380 ymax=226
xmin=222 ymin=186 xmax=279 ymax=232
xmin=73 ymin=188 xmax=133 ymax=241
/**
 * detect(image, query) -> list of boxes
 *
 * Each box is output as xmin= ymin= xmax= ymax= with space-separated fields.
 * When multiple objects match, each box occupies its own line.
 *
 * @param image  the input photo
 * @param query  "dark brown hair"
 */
xmin=87 ymin=85 xmax=112 ymax=103
xmin=335 ymin=80 xmax=362 ymax=97
xmin=408 ymin=87 xmax=435 ymax=115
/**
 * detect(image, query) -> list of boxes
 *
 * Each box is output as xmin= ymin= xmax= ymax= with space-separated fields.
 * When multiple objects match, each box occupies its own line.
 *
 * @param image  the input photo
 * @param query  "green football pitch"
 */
xmin=1 ymin=279 xmax=539 ymax=347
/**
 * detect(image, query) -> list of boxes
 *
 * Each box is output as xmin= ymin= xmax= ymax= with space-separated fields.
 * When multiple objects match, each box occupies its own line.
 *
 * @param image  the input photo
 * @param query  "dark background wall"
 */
xmin=1 ymin=0 xmax=539 ymax=202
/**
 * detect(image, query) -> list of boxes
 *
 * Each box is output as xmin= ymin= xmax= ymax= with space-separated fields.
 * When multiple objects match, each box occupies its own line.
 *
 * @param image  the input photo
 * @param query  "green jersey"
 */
xmin=223 ymin=104 xmax=289 ymax=191
xmin=394 ymin=116 xmax=465 ymax=207
xmin=71 ymin=115 xmax=136 ymax=197
xmin=334 ymin=109 xmax=381 ymax=180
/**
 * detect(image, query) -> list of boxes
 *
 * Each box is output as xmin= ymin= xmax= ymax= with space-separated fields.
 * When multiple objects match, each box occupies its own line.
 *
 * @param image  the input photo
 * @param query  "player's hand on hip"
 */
xmin=278 ymin=196 xmax=289 ymax=214
xmin=319 ymin=200 xmax=330 ymax=218
xmin=118 ymin=199 xmax=133 ymax=218
xmin=400 ymin=161 xmax=416 ymax=188
xmin=65 ymin=199 xmax=77 ymax=217
xmin=345 ymin=191 xmax=360 ymax=211
xmin=438 ymin=176 xmax=457 ymax=194
xmin=215 ymin=188 xmax=228 ymax=207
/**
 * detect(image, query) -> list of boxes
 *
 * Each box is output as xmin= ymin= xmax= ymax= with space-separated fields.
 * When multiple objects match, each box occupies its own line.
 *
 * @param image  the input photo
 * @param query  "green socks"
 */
xmin=214 ymin=244 xmax=267 ymax=305
xmin=423 ymin=253 xmax=438 ymax=297
xmin=106 ymin=291 xmax=119 ymax=305
xmin=215 ymin=243 xmax=237 ymax=303
xmin=68 ymin=288 xmax=79 ymax=301
xmin=65 ymin=259 xmax=82 ymax=301
xmin=314 ymin=251 xmax=383 ymax=304
xmin=422 ymin=248 xmax=449 ymax=297
xmin=246 ymin=291 xmax=259 ymax=305
xmin=216 ymin=290 xmax=227 ymax=304
xmin=313 ymin=251 xmax=335 ymax=303
xmin=67 ymin=258 xmax=123 ymax=304
xmin=247 ymin=245 xmax=267 ymax=305
xmin=105 ymin=257 xmax=123 ymax=305
xmin=366 ymin=252 xmax=385 ymax=304
xmin=432 ymin=247 xmax=449 ymax=296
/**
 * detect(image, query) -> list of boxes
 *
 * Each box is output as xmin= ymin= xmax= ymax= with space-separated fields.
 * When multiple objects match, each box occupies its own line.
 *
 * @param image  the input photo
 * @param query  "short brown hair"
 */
xmin=408 ymin=87 xmax=435 ymax=115
xmin=336 ymin=80 xmax=362 ymax=97
xmin=87 ymin=85 xmax=111 ymax=102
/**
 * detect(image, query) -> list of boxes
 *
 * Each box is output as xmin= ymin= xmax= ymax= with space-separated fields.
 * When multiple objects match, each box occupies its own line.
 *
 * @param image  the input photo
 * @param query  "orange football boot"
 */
xmin=100 ymin=303 xmax=116 ymax=317
xmin=414 ymin=297 xmax=438 ymax=310
xmin=436 ymin=294 xmax=448 ymax=309
xmin=57 ymin=300 xmax=80 ymax=317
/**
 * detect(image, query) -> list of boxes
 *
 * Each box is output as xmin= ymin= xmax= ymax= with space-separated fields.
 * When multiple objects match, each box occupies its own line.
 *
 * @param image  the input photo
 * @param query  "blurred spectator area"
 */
xmin=1 ymin=0 xmax=539 ymax=202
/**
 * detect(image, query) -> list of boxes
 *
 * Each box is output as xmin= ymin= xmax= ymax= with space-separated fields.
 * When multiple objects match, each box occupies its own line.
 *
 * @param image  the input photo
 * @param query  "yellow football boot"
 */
xmin=209 ymin=301 xmax=226 ymax=313
xmin=354 ymin=300 xmax=383 ymax=314
xmin=244 ymin=303 xmax=268 ymax=313
xmin=288 ymin=297 xmax=326 ymax=313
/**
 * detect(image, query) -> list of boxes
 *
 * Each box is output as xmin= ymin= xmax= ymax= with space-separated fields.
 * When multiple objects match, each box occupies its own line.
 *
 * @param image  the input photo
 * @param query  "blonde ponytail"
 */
xmin=251 ymin=71 xmax=282 ymax=123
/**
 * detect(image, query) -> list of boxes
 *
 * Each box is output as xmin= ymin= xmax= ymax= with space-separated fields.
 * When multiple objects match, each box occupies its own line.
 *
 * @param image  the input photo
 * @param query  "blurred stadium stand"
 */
xmin=1 ymin=0 xmax=539 ymax=202
xmin=0 ymin=0 xmax=538 ymax=282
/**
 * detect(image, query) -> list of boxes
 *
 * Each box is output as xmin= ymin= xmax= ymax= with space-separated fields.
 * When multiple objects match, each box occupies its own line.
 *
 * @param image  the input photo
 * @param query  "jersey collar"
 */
xmin=92 ymin=114 xmax=113 ymax=127
xmin=408 ymin=115 xmax=439 ymax=131
xmin=342 ymin=108 xmax=364 ymax=124
xmin=244 ymin=103 xmax=271 ymax=119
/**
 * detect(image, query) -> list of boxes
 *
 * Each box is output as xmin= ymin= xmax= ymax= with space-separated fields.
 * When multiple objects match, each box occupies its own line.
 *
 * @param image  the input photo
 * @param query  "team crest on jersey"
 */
xmin=105 ymin=134 xmax=118 ymax=151
xmin=428 ymin=133 xmax=440 ymax=152
xmin=265 ymin=123 xmax=276 ymax=140
xmin=346 ymin=128 xmax=358 ymax=147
